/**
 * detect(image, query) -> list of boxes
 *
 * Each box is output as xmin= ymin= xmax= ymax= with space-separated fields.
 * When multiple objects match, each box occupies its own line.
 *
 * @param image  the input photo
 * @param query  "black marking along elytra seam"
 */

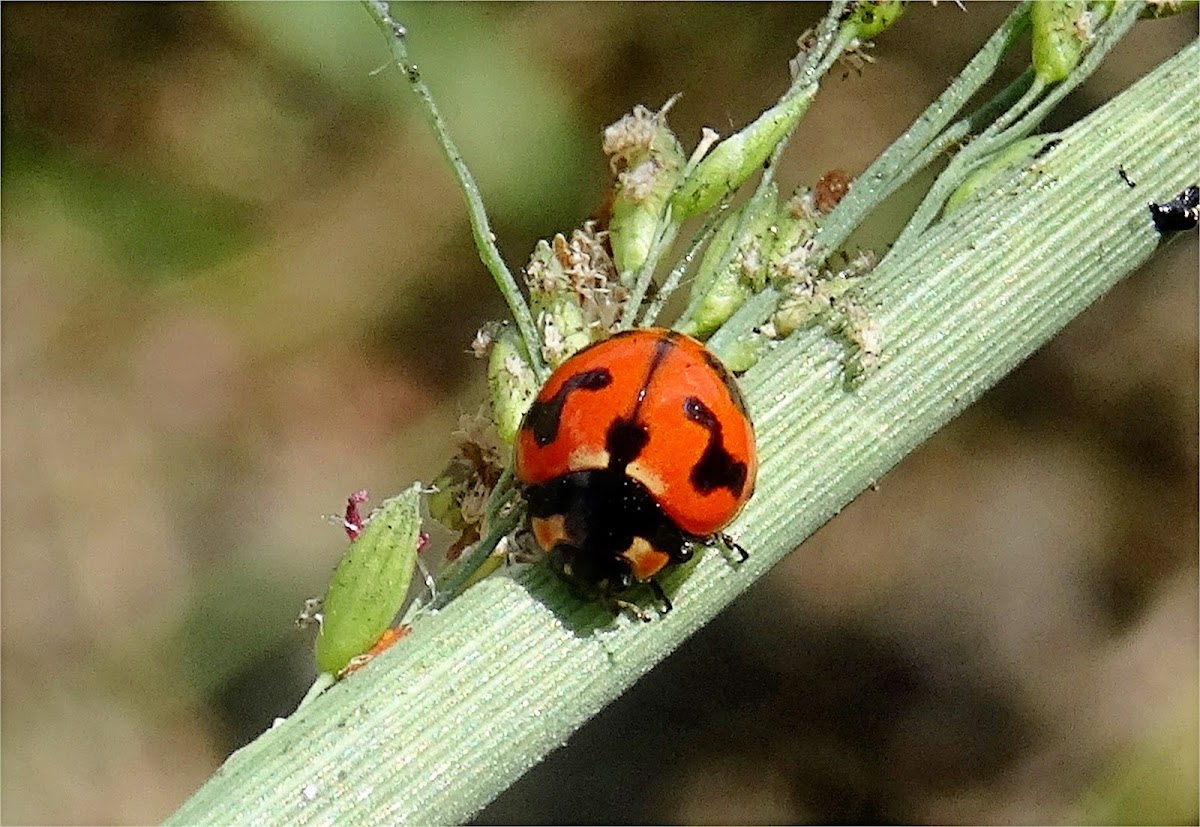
xmin=626 ymin=331 xmax=680 ymax=421
xmin=698 ymin=346 xmax=751 ymax=418
xmin=524 ymin=368 xmax=612 ymax=446
xmin=684 ymin=396 xmax=748 ymax=496
xmin=602 ymin=332 xmax=678 ymax=470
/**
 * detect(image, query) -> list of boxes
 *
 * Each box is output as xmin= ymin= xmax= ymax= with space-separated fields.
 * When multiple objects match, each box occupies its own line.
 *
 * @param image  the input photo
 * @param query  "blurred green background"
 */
xmin=2 ymin=3 xmax=1196 ymax=825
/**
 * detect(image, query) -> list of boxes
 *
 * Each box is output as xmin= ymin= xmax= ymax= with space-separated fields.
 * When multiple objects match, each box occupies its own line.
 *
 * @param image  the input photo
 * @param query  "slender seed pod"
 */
xmin=679 ymin=185 xmax=780 ymax=339
xmin=687 ymin=201 xmax=748 ymax=304
xmin=672 ymin=87 xmax=816 ymax=220
xmin=944 ymin=134 xmax=1062 ymax=216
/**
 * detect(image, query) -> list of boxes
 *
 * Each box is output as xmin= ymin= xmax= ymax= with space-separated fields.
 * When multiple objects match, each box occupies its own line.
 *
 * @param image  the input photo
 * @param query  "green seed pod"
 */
xmin=679 ymin=185 xmax=779 ymax=339
xmin=686 ymin=202 xmax=747 ymax=305
xmin=680 ymin=269 xmax=751 ymax=340
xmin=943 ymin=134 xmax=1061 ymax=216
xmin=1031 ymin=0 xmax=1088 ymax=85
xmin=487 ymin=324 xmax=538 ymax=446
xmin=536 ymin=293 xmax=592 ymax=368
xmin=315 ymin=484 xmax=423 ymax=676
xmin=841 ymin=0 xmax=908 ymax=42
xmin=609 ymin=163 xmax=681 ymax=278
xmin=672 ymin=87 xmax=816 ymax=220
xmin=604 ymin=105 xmax=687 ymax=278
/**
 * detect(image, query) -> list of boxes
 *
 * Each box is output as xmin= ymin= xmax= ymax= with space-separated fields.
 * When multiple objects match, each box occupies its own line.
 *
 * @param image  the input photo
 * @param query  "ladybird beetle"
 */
xmin=514 ymin=328 xmax=757 ymax=617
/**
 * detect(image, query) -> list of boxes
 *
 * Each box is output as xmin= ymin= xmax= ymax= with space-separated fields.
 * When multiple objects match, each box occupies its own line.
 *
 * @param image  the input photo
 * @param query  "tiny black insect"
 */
xmin=1148 ymin=185 xmax=1199 ymax=234
xmin=1118 ymin=165 xmax=1136 ymax=188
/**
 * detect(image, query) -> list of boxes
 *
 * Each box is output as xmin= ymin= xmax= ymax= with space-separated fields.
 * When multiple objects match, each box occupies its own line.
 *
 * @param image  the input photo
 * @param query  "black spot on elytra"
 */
xmin=524 ymin=368 xmax=611 ymax=447
xmin=684 ymin=396 xmax=747 ymax=497
xmin=606 ymin=417 xmax=649 ymax=470
xmin=599 ymin=332 xmax=672 ymax=470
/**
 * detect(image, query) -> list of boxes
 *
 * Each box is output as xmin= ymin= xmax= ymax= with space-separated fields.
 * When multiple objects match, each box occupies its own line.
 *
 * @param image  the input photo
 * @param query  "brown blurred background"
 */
xmin=2 ymin=3 xmax=1196 ymax=825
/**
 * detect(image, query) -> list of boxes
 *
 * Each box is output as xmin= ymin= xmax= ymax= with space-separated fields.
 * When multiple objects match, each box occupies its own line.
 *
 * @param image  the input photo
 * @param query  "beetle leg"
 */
xmin=612 ymin=597 xmax=655 ymax=623
xmin=647 ymin=580 xmax=673 ymax=615
xmin=718 ymin=532 xmax=749 ymax=563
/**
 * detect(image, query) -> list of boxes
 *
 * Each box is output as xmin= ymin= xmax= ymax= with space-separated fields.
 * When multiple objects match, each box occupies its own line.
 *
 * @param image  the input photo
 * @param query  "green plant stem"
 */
xmin=892 ymin=0 xmax=1143 ymax=254
xmin=165 ymin=38 xmax=1200 ymax=827
xmin=430 ymin=496 xmax=521 ymax=612
xmin=618 ymin=214 xmax=681 ymax=328
xmin=813 ymin=2 xmax=1033 ymax=257
xmin=360 ymin=0 xmax=546 ymax=379
xmin=639 ymin=201 xmax=730 ymax=328
xmin=794 ymin=0 xmax=852 ymax=87
xmin=887 ymin=67 xmax=1036 ymax=199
